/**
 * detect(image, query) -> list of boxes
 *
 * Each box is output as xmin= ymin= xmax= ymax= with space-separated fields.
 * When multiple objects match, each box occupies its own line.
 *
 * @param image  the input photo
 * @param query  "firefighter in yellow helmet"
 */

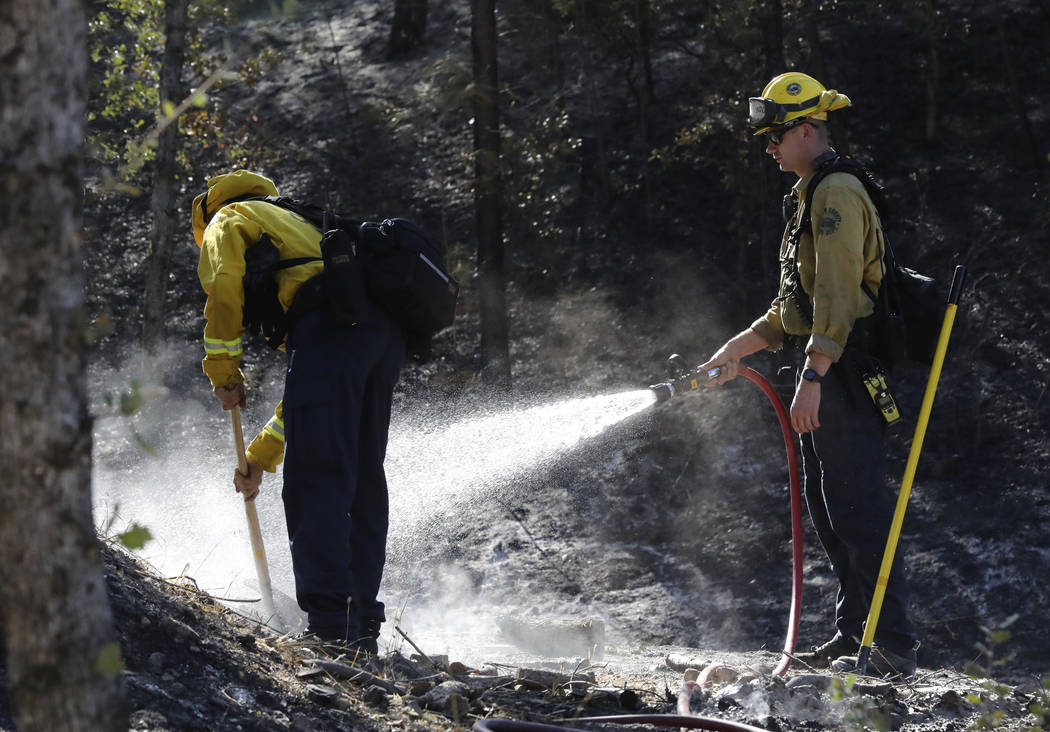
xmin=699 ymin=73 xmax=919 ymax=677
xmin=193 ymin=170 xmax=405 ymax=655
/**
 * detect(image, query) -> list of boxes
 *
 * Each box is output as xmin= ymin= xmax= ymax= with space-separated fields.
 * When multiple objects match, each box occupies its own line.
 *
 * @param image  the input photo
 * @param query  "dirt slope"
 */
xmin=6 ymin=0 xmax=1049 ymax=730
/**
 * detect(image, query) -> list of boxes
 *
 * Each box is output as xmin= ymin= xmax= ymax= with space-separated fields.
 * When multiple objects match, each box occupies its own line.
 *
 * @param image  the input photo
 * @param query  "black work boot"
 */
xmin=794 ymin=634 xmax=860 ymax=668
xmin=354 ymin=618 xmax=382 ymax=656
xmin=832 ymin=644 xmax=917 ymax=679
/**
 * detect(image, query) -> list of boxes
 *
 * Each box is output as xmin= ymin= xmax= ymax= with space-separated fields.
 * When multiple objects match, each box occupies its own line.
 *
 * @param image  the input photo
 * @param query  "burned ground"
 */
xmin=4 ymin=0 xmax=1050 ymax=729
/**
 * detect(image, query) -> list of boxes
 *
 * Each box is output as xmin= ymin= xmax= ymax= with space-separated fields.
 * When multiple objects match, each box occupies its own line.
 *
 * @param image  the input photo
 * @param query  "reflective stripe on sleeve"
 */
xmin=263 ymin=414 xmax=285 ymax=443
xmin=204 ymin=336 xmax=243 ymax=357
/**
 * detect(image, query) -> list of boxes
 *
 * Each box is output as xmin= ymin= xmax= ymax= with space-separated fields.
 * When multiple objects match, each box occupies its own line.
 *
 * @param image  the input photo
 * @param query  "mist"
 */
xmin=90 ymin=344 xmax=659 ymax=661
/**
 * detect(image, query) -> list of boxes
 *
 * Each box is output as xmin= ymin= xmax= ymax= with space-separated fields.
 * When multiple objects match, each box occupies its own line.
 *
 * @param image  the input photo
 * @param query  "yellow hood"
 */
xmin=192 ymin=170 xmax=279 ymax=247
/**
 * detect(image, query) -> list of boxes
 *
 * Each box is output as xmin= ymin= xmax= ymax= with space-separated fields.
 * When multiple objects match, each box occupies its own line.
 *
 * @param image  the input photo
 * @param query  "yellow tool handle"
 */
xmin=858 ymin=265 xmax=967 ymax=670
xmin=231 ymin=406 xmax=250 ymax=475
xmin=230 ymin=406 xmax=277 ymax=622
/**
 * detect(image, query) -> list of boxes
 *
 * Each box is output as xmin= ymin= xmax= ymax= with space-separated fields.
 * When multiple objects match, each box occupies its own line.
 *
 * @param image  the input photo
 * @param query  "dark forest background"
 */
xmin=75 ymin=0 xmax=1050 ymax=706
xmin=2 ymin=0 xmax=1049 ymax=729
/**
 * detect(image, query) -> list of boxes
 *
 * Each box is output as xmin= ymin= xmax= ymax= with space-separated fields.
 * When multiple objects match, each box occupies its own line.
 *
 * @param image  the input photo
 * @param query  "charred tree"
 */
xmin=922 ymin=0 xmax=941 ymax=142
xmin=471 ymin=0 xmax=511 ymax=388
xmin=992 ymin=0 xmax=1042 ymax=173
xmin=0 ymin=0 xmax=127 ymax=730
xmin=635 ymin=0 xmax=656 ymax=104
xmin=387 ymin=0 xmax=429 ymax=58
xmin=755 ymin=0 xmax=786 ymax=306
xmin=143 ymin=0 xmax=190 ymax=351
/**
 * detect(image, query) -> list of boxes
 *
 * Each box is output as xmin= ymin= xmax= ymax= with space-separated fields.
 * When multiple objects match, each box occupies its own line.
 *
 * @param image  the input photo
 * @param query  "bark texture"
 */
xmin=0 ymin=0 xmax=127 ymax=729
xmin=143 ymin=0 xmax=190 ymax=350
xmin=471 ymin=0 xmax=511 ymax=387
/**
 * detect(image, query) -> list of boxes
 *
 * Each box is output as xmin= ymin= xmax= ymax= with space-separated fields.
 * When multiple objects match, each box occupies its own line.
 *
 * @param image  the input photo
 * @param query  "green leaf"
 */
xmin=95 ymin=642 xmax=125 ymax=676
xmin=119 ymin=380 xmax=143 ymax=415
xmin=118 ymin=523 xmax=153 ymax=550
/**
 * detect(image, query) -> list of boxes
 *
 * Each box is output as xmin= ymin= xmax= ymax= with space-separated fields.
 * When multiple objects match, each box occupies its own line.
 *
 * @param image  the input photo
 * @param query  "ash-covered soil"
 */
xmin=5 ymin=0 xmax=1048 ymax=730
xmin=89 ymin=544 xmax=1050 ymax=731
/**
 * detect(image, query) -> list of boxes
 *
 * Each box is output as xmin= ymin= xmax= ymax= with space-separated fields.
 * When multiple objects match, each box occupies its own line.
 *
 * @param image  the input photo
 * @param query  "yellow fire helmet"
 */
xmin=748 ymin=72 xmax=851 ymax=135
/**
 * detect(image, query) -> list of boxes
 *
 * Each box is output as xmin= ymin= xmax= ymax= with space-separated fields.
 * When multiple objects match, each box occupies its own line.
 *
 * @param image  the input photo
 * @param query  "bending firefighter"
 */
xmin=192 ymin=170 xmax=405 ymax=653
xmin=699 ymin=73 xmax=918 ymax=677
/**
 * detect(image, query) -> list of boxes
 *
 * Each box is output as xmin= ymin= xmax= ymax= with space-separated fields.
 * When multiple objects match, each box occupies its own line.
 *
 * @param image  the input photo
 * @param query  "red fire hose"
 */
xmin=473 ymin=368 xmax=804 ymax=732
xmin=738 ymin=366 xmax=804 ymax=678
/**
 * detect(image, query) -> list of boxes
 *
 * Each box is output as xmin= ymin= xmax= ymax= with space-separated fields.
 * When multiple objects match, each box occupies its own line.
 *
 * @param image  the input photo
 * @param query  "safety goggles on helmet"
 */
xmin=747 ymin=94 xmax=821 ymax=130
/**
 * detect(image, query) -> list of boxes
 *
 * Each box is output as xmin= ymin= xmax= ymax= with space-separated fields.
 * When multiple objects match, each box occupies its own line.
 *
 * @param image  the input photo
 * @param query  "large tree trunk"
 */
xmin=143 ymin=0 xmax=190 ymax=351
xmin=471 ymin=0 xmax=511 ymax=388
xmin=387 ymin=0 xmax=429 ymax=58
xmin=0 ymin=1 xmax=127 ymax=730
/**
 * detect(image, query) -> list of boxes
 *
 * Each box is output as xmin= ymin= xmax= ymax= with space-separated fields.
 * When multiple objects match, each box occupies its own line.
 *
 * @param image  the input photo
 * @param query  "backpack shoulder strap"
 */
xmin=800 ymin=154 xmax=888 ymax=232
xmin=800 ymin=154 xmax=894 ymax=306
xmin=205 ymin=194 xmax=361 ymax=234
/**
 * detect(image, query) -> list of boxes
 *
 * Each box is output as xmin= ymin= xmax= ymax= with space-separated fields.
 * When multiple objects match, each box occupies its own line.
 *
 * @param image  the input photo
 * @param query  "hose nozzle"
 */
xmin=648 ymin=354 xmax=719 ymax=402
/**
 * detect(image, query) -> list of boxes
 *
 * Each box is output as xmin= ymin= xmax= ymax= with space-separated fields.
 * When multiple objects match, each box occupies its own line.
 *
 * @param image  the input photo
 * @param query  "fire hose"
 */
xmin=471 ymin=367 xmax=802 ymax=732
xmin=651 ymin=358 xmax=805 ymax=679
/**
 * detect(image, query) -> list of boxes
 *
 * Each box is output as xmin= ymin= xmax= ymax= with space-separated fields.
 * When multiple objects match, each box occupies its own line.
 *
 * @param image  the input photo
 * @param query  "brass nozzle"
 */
xmin=648 ymin=367 xmax=720 ymax=403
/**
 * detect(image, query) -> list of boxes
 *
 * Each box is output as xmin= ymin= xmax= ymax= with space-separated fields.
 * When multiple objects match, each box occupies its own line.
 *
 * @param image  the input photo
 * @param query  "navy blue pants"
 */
xmin=798 ymin=360 xmax=917 ymax=655
xmin=281 ymin=306 xmax=404 ymax=641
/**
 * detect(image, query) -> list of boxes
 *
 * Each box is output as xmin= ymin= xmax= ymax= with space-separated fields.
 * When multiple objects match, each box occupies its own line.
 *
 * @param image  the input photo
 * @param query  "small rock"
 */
xmin=787 ymin=674 xmax=833 ymax=691
xmin=306 ymin=683 xmax=340 ymax=706
xmin=934 ymin=688 xmax=968 ymax=712
xmin=363 ymin=684 xmax=390 ymax=708
xmin=854 ymin=680 xmax=895 ymax=697
xmin=290 ymin=712 xmax=319 ymax=732
xmin=129 ymin=709 xmax=169 ymax=731
xmin=147 ymin=652 xmax=165 ymax=675
xmin=423 ymin=680 xmax=471 ymax=711
xmin=448 ymin=660 xmax=471 ymax=675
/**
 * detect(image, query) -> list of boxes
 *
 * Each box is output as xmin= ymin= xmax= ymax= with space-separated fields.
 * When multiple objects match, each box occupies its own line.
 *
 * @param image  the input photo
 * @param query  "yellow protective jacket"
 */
xmin=749 ymin=169 xmax=885 ymax=362
xmin=192 ymin=170 xmax=325 ymax=471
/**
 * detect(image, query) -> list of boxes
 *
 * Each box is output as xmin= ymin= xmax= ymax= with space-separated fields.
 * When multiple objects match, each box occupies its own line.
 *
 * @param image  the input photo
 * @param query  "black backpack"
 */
xmin=796 ymin=156 xmax=943 ymax=367
xmin=233 ymin=195 xmax=458 ymax=361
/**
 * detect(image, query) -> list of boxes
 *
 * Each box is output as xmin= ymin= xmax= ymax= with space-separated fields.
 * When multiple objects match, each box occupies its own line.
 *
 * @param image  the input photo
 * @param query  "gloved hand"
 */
xmin=213 ymin=383 xmax=246 ymax=410
xmin=234 ymin=461 xmax=263 ymax=502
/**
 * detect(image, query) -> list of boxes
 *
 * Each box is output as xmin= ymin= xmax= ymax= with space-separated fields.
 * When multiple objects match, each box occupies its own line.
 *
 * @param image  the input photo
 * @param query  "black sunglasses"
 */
xmin=765 ymin=120 xmax=809 ymax=146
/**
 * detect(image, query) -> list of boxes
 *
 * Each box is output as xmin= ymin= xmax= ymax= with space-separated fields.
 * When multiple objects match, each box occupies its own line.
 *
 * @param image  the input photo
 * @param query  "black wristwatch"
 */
xmin=802 ymin=368 xmax=824 ymax=384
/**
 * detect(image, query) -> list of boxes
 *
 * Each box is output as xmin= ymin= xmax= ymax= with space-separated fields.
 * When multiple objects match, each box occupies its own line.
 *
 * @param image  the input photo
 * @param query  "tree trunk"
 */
xmin=577 ymin=1 xmax=611 ymax=205
xmin=922 ymin=0 xmax=940 ymax=142
xmin=635 ymin=0 xmax=655 ymax=103
xmin=992 ymin=0 xmax=1042 ymax=173
xmin=471 ymin=0 xmax=512 ymax=388
xmin=387 ymin=0 xmax=429 ymax=58
xmin=143 ymin=0 xmax=190 ymax=351
xmin=542 ymin=0 xmax=565 ymax=95
xmin=755 ymin=0 xmax=786 ymax=307
xmin=0 ymin=1 xmax=127 ymax=730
